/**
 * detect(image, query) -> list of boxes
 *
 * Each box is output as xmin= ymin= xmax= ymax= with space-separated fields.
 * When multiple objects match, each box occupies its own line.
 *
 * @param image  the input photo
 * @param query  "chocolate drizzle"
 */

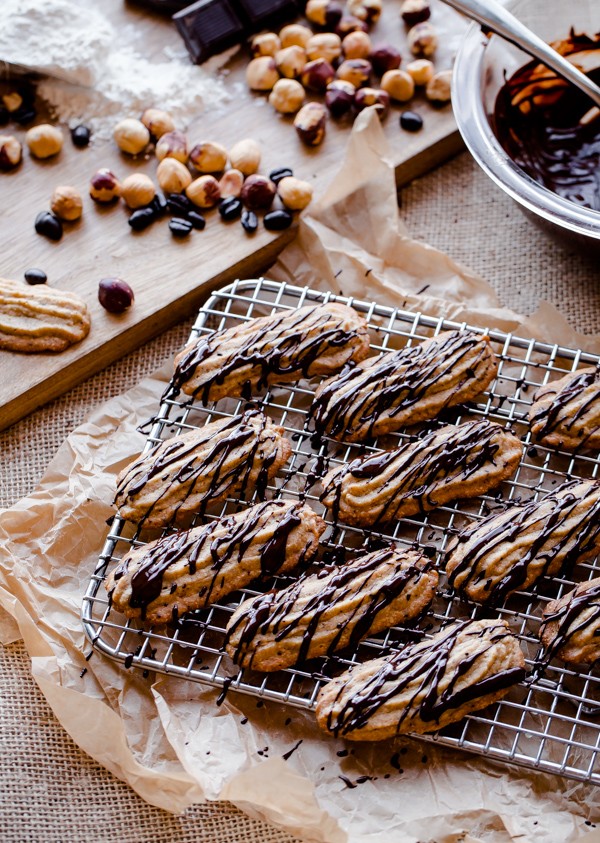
xmin=538 ymin=578 xmax=600 ymax=667
xmin=529 ymin=367 xmax=600 ymax=449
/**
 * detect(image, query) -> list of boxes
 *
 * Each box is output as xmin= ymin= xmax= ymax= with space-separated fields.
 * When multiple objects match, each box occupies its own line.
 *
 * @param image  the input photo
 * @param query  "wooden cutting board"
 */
xmin=0 ymin=0 xmax=465 ymax=431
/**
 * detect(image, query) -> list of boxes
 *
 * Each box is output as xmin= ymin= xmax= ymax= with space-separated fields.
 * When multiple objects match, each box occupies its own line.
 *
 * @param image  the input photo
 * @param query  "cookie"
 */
xmin=320 ymin=420 xmax=522 ymax=528
xmin=171 ymin=301 xmax=370 ymax=402
xmin=528 ymin=367 xmax=600 ymax=451
xmin=114 ymin=409 xmax=291 ymax=529
xmin=0 ymin=277 xmax=90 ymax=353
xmin=105 ymin=500 xmax=326 ymax=625
xmin=315 ymin=618 xmax=525 ymax=739
xmin=225 ymin=546 xmax=438 ymax=671
xmin=311 ymin=329 xmax=497 ymax=442
xmin=446 ymin=479 xmax=600 ymax=605
xmin=539 ymin=577 xmax=600 ymax=666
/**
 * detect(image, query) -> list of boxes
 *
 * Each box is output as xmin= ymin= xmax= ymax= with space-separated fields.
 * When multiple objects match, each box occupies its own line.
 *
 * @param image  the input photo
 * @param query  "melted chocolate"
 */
xmin=530 ymin=367 xmax=600 ymax=447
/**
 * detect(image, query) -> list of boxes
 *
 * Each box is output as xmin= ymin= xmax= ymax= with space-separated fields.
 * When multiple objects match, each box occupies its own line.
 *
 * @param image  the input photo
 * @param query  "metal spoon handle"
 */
xmin=442 ymin=0 xmax=600 ymax=109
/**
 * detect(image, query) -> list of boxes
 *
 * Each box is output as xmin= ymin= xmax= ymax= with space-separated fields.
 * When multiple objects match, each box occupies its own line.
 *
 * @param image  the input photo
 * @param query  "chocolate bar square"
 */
xmin=173 ymin=0 xmax=246 ymax=64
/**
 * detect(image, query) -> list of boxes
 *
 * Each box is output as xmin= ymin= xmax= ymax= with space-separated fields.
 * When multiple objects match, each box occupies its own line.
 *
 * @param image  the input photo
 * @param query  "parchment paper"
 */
xmin=2 ymin=109 xmax=600 ymax=843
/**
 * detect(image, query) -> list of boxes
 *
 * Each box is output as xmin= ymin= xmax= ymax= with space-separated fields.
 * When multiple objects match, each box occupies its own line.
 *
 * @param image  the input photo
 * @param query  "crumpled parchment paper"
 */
xmin=2 ymin=109 xmax=600 ymax=843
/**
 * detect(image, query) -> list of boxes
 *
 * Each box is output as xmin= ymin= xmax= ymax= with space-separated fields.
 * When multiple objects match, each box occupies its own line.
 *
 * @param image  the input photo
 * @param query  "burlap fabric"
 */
xmin=1 ymin=152 xmax=598 ymax=843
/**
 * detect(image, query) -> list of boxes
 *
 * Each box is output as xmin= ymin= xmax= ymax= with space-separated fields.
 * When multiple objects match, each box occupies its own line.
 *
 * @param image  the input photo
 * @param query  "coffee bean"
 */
xmin=128 ymin=207 xmax=156 ymax=231
xmin=269 ymin=167 xmax=294 ymax=184
xmin=241 ymin=209 xmax=258 ymax=234
xmin=71 ymin=124 xmax=91 ymax=147
xmin=187 ymin=210 xmax=206 ymax=230
xmin=399 ymin=111 xmax=423 ymax=132
xmin=169 ymin=217 xmax=193 ymax=237
xmin=218 ymin=196 xmax=242 ymax=221
xmin=98 ymin=277 xmax=134 ymax=313
xmin=34 ymin=211 xmax=63 ymax=241
xmin=13 ymin=106 xmax=36 ymax=126
xmin=166 ymin=193 xmax=192 ymax=215
xmin=151 ymin=193 xmax=168 ymax=215
xmin=263 ymin=209 xmax=293 ymax=231
xmin=24 ymin=268 xmax=47 ymax=285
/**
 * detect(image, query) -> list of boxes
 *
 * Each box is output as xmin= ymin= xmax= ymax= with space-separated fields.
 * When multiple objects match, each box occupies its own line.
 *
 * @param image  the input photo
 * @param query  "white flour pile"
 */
xmin=0 ymin=0 xmax=232 ymax=137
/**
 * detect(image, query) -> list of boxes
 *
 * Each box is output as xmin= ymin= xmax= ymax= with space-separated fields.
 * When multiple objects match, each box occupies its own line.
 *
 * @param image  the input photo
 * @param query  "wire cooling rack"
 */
xmin=82 ymin=277 xmax=600 ymax=785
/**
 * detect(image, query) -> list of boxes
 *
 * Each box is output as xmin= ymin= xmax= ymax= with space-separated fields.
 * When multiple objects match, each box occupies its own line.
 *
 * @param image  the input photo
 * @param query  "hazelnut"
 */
xmin=121 ymin=173 xmax=156 ymax=209
xmin=251 ymin=32 xmax=281 ymax=57
xmin=336 ymin=58 xmax=371 ymax=88
xmin=301 ymin=59 xmax=336 ymax=93
xmin=218 ymin=169 xmax=245 ymax=198
xmin=246 ymin=56 xmax=280 ymax=91
xmin=113 ymin=118 xmax=150 ymax=155
xmin=50 ymin=185 xmax=83 ymax=221
xmin=189 ymin=141 xmax=228 ymax=173
xmin=335 ymin=15 xmax=369 ymax=37
xmin=381 ymin=69 xmax=415 ymax=102
xmin=294 ymin=102 xmax=327 ymax=146
xmin=369 ymin=44 xmax=402 ymax=76
xmin=26 ymin=124 xmax=63 ymax=159
xmin=157 ymin=158 xmax=192 ymax=193
xmin=229 ymin=138 xmax=261 ymax=176
xmin=279 ymin=24 xmax=312 ymax=49
xmin=426 ymin=69 xmax=452 ymax=104
xmin=277 ymin=176 xmax=313 ymax=211
xmin=354 ymin=87 xmax=390 ymax=118
xmin=400 ymin=0 xmax=431 ymax=27
xmin=89 ymin=168 xmax=121 ymax=203
xmin=305 ymin=0 xmax=344 ymax=28
xmin=186 ymin=174 xmax=221 ymax=208
xmin=2 ymin=92 xmax=23 ymax=113
xmin=240 ymin=174 xmax=276 ymax=210
xmin=155 ymin=130 xmax=188 ymax=164
xmin=408 ymin=22 xmax=438 ymax=57
xmin=269 ymin=78 xmax=306 ymax=114
xmin=306 ymin=33 xmax=342 ymax=64
xmin=347 ymin=0 xmax=382 ymax=25
xmin=275 ymin=45 xmax=307 ymax=79
xmin=0 ymin=134 xmax=22 ymax=170
xmin=342 ymin=31 xmax=372 ymax=60
xmin=140 ymin=108 xmax=175 ymax=140
xmin=406 ymin=58 xmax=435 ymax=86
xmin=325 ymin=80 xmax=356 ymax=118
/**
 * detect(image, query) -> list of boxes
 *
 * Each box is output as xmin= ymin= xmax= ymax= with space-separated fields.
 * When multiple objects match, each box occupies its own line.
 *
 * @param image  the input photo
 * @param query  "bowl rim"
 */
xmin=452 ymin=21 xmax=600 ymax=240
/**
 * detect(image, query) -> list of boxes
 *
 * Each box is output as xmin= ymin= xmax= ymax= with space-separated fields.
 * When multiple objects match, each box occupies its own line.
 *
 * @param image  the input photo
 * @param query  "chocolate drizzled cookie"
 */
xmin=446 ymin=479 xmax=600 ymax=605
xmin=315 ymin=618 xmax=525 ymax=739
xmin=311 ymin=330 xmax=497 ymax=442
xmin=105 ymin=500 xmax=326 ymax=625
xmin=529 ymin=366 xmax=600 ymax=451
xmin=539 ymin=577 xmax=600 ymax=666
xmin=225 ymin=546 xmax=438 ymax=671
xmin=170 ymin=301 xmax=370 ymax=402
xmin=320 ymin=420 xmax=522 ymax=528
xmin=114 ymin=410 xmax=291 ymax=528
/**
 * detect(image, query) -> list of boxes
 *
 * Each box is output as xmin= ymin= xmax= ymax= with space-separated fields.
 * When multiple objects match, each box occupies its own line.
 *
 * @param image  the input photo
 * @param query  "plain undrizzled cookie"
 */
xmin=311 ymin=329 xmax=498 ymax=442
xmin=114 ymin=409 xmax=291 ymax=528
xmin=105 ymin=500 xmax=326 ymax=625
xmin=528 ymin=367 xmax=600 ymax=451
xmin=539 ymin=577 xmax=600 ymax=666
xmin=315 ymin=618 xmax=526 ymax=739
xmin=225 ymin=546 xmax=438 ymax=671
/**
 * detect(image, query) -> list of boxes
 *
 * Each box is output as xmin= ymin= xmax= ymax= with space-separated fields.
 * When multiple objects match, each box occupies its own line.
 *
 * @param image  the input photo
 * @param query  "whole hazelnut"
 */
xmin=426 ymin=69 xmax=452 ymax=104
xmin=246 ymin=56 xmax=280 ymax=91
xmin=157 ymin=158 xmax=192 ymax=193
xmin=189 ymin=141 xmax=228 ymax=173
xmin=218 ymin=169 xmax=245 ymax=198
xmin=279 ymin=23 xmax=312 ymax=49
xmin=26 ymin=124 xmax=63 ymax=159
xmin=406 ymin=58 xmax=435 ymax=86
xmin=90 ymin=168 xmax=121 ymax=203
xmin=2 ymin=92 xmax=23 ymax=113
xmin=269 ymin=78 xmax=306 ymax=114
xmin=294 ymin=102 xmax=327 ymax=146
xmin=342 ymin=30 xmax=372 ymax=60
xmin=408 ymin=22 xmax=438 ymax=57
xmin=229 ymin=138 xmax=261 ymax=176
xmin=301 ymin=59 xmax=336 ymax=93
xmin=381 ymin=69 xmax=415 ymax=102
xmin=140 ymin=108 xmax=175 ymax=140
xmin=50 ymin=185 xmax=83 ymax=221
xmin=325 ymin=80 xmax=356 ymax=118
xmin=347 ymin=0 xmax=383 ymax=25
xmin=186 ymin=174 xmax=221 ymax=208
xmin=400 ymin=0 xmax=431 ymax=27
xmin=354 ymin=87 xmax=390 ymax=118
xmin=251 ymin=32 xmax=281 ymax=57
xmin=113 ymin=118 xmax=150 ymax=155
xmin=305 ymin=0 xmax=344 ymax=28
xmin=0 ymin=134 xmax=22 ymax=170
xmin=121 ymin=173 xmax=156 ymax=209
xmin=155 ymin=130 xmax=188 ymax=164
xmin=336 ymin=58 xmax=372 ymax=88
xmin=335 ymin=15 xmax=369 ymax=37
xmin=306 ymin=33 xmax=342 ymax=64
xmin=240 ymin=174 xmax=276 ymax=211
xmin=277 ymin=176 xmax=313 ymax=211
xmin=275 ymin=45 xmax=307 ymax=79
xmin=369 ymin=44 xmax=402 ymax=76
